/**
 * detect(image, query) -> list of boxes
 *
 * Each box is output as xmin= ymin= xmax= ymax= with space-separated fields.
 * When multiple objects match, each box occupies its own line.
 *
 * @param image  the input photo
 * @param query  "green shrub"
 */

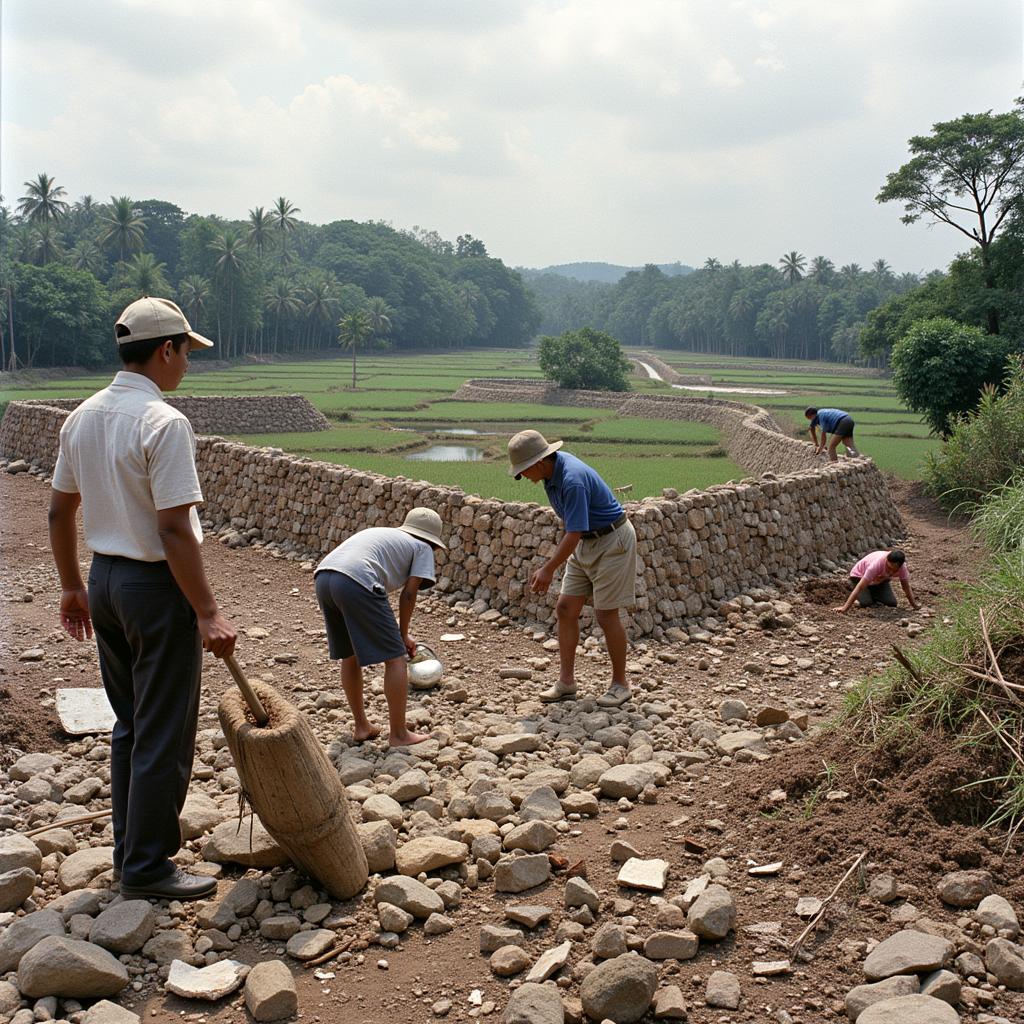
xmin=891 ymin=316 xmax=1010 ymax=436
xmin=538 ymin=327 xmax=632 ymax=392
xmin=925 ymin=355 xmax=1024 ymax=508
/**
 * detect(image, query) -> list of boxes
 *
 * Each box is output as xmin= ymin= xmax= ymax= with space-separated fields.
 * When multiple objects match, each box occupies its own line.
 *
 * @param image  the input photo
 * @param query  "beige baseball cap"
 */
xmin=507 ymin=429 xmax=563 ymax=478
xmin=115 ymin=297 xmax=214 ymax=350
xmin=398 ymin=507 xmax=447 ymax=550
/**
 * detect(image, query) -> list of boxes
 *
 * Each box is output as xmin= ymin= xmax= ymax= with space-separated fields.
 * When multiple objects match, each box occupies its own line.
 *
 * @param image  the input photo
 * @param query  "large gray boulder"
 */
xmin=863 ymin=931 xmax=953 ymax=980
xmin=857 ymin=994 xmax=960 ymax=1023
xmin=179 ymin=792 xmax=226 ymax=839
xmin=374 ymin=876 xmax=444 ymax=919
xmin=686 ymin=884 xmax=735 ymax=940
xmin=0 ymin=835 xmax=43 ymax=875
xmin=985 ymin=937 xmax=1024 ymax=989
xmin=89 ymin=900 xmax=156 ymax=954
xmin=845 ymin=976 xmax=920 ymax=1020
xmin=395 ymin=837 xmax=468 ymax=876
xmin=18 ymin=936 xmax=128 ymax=998
xmin=244 ymin=960 xmax=298 ymax=1022
xmin=977 ymin=894 xmax=1020 ymax=938
xmin=580 ymin=952 xmax=657 ymax=1024
xmin=598 ymin=765 xmax=654 ymax=800
xmin=494 ymin=854 xmax=551 ymax=894
xmin=357 ymin=820 xmax=397 ymax=873
xmin=203 ymin=819 xmax=288 ymax=868
xmin=57 ymin=847 xmax=114 ymax=892
xmin=937 ymin=869 xmax=993 ymax=908
xmin=0 ymin=909 xmax=66 ymax=972
xmin=504 ymin=982 xmax=564 ymax=1024
xmin=0 ymin=867 xmax=37 ymax=912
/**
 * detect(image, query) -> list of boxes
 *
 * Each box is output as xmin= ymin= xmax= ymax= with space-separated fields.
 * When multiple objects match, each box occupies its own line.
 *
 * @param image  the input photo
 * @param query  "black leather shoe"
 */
xmin=119 ymin=868 xmax=217 ymax=902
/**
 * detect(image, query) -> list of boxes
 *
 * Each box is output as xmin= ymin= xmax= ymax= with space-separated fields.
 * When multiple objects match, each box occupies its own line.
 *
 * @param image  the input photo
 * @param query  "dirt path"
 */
xmin=3 ymin=470 xmax=1019 ymax=1024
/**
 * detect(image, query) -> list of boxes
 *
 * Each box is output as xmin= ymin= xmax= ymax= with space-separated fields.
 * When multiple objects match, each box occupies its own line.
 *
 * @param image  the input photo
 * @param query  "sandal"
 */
xmin=539 ymin=681 xmax=578 ymax=703
xmin=596 ymin=683 xmax=632 ymax=708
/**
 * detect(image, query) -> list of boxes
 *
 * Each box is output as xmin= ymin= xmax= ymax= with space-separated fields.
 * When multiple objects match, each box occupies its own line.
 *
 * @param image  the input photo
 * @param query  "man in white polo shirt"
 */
xmin=48 ymin=297 xmax=236 ymax=902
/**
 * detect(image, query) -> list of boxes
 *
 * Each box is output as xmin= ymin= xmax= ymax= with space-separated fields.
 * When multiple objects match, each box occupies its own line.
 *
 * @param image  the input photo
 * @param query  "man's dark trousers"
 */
xmin=88 ymin=554 xmax=202 ymax=886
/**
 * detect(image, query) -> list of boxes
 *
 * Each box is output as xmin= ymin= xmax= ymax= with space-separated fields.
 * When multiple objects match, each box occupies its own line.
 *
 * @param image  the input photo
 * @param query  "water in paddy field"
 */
xmin=671 ymin=384 xmax=788 ymax=396
xmin=408 ymin=445 xmax=485 ymax=462
xmin=436 ymin=428 xmax=484 ymax=436
xmin=637 ymin=358 xmax=787 ymax=396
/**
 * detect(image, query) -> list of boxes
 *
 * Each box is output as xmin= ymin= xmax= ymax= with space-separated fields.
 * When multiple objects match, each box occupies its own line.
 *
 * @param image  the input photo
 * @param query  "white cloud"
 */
xmin=1 ymin=0 xmax=1022 ymax=270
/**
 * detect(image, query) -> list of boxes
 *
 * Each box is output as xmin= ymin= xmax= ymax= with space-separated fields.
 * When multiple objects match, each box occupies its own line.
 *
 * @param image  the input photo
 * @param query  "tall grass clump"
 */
xmin=842 ymin=480 xmax=1024 ymax=836
xmin=970 ymin=474 xmax=1024 ymax=554
xmin=925 ymin=355 xmax=1024 ymax=511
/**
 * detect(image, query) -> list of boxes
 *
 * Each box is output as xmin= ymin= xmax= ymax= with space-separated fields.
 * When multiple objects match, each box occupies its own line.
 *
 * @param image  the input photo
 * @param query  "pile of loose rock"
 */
xmin=842 ymin=869 xmax=1023 ymax=1024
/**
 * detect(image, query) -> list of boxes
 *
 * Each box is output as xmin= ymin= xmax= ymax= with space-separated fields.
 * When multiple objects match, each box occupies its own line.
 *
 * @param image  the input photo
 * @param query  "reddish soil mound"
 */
xmin=742 ymin=728 xmax=1023 ymax=897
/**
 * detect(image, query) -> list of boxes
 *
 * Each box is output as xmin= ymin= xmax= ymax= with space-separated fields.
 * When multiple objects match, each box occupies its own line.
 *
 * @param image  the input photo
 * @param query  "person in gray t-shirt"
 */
xmin=314 ymin=508 xmax=446 ymax=746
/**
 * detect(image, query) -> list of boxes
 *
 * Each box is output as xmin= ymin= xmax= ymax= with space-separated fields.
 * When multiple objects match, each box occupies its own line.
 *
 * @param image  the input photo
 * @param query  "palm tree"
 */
xmin=12 ymin=224 xmax=36 ymax=264
xmin=248 ymin=206 xmax=272 ymax=258
xmin=33 ymin=223 xmax=64 ymax=266
xmin=808 ymin=256 xmax=835 ymax=284
xmin=17 ymin=173 xmax=69 ymax=223
xmin=272 ymin=196 xmax=300 ymax=267
xmin=778 ymin=251 xmax=806 ymax=285
xmin=703 ymin=257 xmax=722 ymax=272
xmin=68 ymin=238 xmax=103 ymax=275
xmin=178 ymin=275 xmax=211 ymax=330
xmin=366 ymin=296 xmax=393 ymax=345
xmin=209 ymin=229 xmax=246 ymax=356
xmin=72 ymin=195 xmax=98 ymax=232
xmin=100 ymin=196 xmax=146 ymax=262
xmin=265 ymin=278 xmax=301 ymax=353
xmin=126 ymin=253 xmax=170 ymax=297
xmin=840 ymin=263 xmax=863 ymax=283
xmin=871 ymin=258 xmax=894 ymax=284
xmin=338 ymin=310 xmax=372 ymax=388
xmin=302 ymin=272 xmax=340 ymax=350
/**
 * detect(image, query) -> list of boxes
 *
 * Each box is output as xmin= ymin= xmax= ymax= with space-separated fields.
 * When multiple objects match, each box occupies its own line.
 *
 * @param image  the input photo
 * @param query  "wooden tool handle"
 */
xmin=223 ymin=654 xmax=270 ymax=726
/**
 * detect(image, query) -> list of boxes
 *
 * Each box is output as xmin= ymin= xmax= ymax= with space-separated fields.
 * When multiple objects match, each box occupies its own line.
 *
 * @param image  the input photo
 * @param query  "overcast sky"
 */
xmin=2 ymin=0 xmax=1021 ymax=273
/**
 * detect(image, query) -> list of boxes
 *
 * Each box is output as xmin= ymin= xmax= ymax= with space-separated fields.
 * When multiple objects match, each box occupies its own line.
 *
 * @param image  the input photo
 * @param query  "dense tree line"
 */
xmin=0 ymin=179 xmax=540 ymax=369
xmin=525 ymin=256 xmax=920 ymax=364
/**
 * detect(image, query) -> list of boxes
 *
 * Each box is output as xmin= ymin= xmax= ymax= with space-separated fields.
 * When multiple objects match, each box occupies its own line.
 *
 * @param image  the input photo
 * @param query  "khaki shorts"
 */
xmin=561 ymin=519 xmax=637 ymax=610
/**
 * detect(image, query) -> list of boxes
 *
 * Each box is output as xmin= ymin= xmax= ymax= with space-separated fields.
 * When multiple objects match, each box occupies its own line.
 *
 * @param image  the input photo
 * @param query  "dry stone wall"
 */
xmin=0 ymin=395 xmax=327 ymax=469
xmin=454 ymin=379 xmax=820 ymax=476
xmin=0 ymin=384 xmax=904 ymax=638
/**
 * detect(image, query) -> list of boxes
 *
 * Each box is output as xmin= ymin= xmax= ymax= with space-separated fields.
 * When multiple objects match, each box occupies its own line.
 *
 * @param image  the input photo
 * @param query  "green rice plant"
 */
xmin=580 ymin=417 xmax=720 ymax=443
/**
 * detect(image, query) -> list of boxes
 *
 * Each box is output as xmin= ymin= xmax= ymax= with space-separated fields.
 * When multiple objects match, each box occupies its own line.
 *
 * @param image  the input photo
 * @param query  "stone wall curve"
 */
xmin=0 ymin=384 xmax=904 ymax=638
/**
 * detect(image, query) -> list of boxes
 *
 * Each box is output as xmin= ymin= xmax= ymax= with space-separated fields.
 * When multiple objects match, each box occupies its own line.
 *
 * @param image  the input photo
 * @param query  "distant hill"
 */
xmin=520 ymin=261 xmax=695 ymax=284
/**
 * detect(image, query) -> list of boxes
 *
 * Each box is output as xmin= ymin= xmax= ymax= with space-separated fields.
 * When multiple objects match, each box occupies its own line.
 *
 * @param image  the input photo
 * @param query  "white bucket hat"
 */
xmin=507 ymin=429 xmax=563 ymax=478
xmin=398 ymin=507 xmax=447 ymax=549
xmin=115 ymin=296 xmax=214 ymax=351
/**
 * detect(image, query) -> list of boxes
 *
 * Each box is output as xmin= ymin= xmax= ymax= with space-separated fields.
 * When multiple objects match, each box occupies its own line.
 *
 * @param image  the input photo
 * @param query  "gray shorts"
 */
xmin=315 ymin=570 xmax=406 ymax=667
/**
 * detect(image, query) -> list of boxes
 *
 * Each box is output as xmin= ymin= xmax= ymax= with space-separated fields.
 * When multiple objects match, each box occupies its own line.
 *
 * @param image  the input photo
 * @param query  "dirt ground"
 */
xmin=2 ymin=469 xmax=1021 ymax=1024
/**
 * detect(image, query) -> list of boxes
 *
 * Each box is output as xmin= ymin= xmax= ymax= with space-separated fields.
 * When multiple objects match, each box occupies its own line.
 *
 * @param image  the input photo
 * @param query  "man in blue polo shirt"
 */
xmin=805 ymin=406 xmax=860 ymax=462
xmin=508 ymin=429 xmax=638 ymax=707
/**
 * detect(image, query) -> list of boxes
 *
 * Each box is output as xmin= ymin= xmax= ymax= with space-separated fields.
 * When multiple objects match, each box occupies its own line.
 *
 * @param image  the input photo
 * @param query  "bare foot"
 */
xmin=352 ymin=723 xmax=381 ymax=742
xmin=389 ymin=730 xmax=431 ymax=747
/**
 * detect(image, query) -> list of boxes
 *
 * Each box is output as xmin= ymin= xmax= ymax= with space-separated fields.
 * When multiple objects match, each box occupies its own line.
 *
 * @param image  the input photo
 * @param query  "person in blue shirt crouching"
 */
xmin=508 ymin=429 xmax=638 ymax=708
xmin=805 ymin=406 xmax=861 ymax=462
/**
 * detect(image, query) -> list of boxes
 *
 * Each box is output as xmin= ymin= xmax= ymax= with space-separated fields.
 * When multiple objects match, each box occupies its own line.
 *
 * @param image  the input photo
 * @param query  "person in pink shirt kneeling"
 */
xmin=835 ymin=548 xmax=920 ymax=613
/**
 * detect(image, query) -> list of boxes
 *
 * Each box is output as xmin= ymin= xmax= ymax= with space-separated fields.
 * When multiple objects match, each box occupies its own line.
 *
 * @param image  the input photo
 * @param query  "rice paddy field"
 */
xmin=0 ymin=348 xmax=938 ymax=500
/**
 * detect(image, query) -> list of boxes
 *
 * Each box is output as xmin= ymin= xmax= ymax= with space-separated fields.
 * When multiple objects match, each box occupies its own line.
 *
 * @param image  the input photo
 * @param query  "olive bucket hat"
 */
xmin=398 ymin=507 xmax=447 ymax=549
xmin=507 ymin=429 xmax=563 ymax=479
